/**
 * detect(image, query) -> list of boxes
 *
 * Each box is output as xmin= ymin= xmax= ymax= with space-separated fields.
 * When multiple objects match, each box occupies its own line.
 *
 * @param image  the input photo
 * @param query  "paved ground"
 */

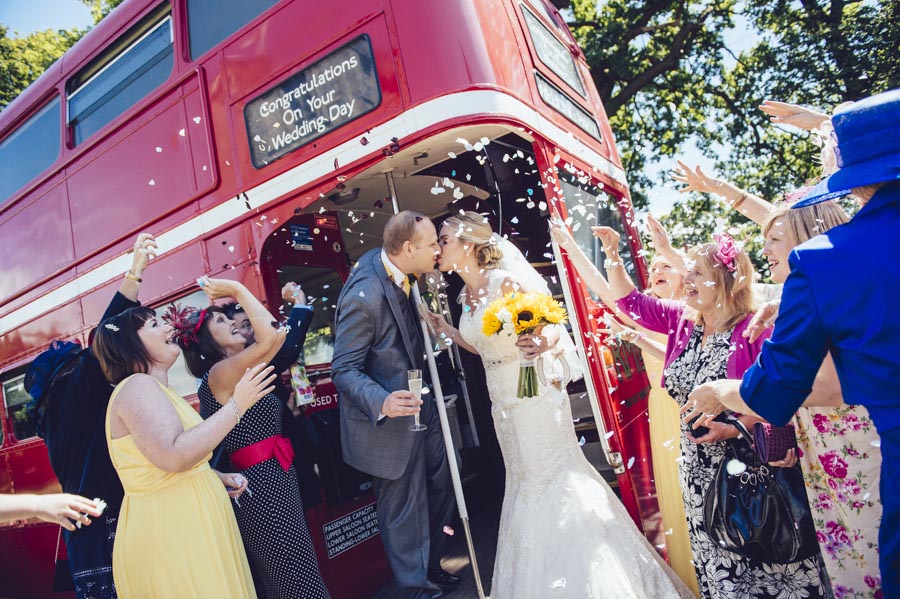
xmin=371 ymin=500 xmax=501 ymax=599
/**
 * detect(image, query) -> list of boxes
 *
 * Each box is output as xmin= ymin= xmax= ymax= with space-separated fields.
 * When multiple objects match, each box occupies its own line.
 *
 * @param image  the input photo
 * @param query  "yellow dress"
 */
xmin=106 ymin=375 xmax=256 ymax=599
xmin=644 ymin=333 xmax=700 ymax=598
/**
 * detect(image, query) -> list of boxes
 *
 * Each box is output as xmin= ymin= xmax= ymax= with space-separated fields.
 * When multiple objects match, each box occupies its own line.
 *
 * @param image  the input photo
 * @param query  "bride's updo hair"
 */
xmin=442 ymin=211 xmax=503 ymax=269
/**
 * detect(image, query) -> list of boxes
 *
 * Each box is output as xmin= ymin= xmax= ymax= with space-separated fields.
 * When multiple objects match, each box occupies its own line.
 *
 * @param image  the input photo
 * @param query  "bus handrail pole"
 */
xmin=385 ymin=171 xmax=486 ymax=599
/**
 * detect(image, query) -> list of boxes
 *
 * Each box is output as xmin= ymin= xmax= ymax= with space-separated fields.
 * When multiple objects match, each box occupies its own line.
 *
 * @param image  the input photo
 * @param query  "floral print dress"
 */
xmin=664 ymin=325 xmax=832 ymax=599
xmin=794 ymin=405 xmax=883 ymax=598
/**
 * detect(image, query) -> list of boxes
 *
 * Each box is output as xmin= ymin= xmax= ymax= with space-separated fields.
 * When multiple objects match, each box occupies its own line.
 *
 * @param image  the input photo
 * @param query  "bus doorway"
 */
xmin=254 ymin=122 xmax=662 ymax=597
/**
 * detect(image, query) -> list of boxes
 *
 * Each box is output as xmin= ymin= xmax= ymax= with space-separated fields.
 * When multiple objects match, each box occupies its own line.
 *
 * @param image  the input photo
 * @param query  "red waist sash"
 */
xmin=230 ymin=435 xmax=294 ymax=471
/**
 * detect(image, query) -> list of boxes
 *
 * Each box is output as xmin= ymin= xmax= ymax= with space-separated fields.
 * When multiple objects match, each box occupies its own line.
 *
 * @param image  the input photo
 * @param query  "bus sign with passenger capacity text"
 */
xmin=244 ymin=36 xmax=382 ymax=168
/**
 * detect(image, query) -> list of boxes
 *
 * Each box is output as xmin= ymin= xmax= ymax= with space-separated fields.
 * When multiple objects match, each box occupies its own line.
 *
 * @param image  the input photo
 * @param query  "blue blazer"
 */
xmin=741 ymin=181 xmax=900 ymax=434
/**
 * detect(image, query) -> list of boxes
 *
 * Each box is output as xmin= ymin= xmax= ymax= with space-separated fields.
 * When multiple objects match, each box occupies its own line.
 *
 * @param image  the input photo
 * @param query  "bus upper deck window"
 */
xmin=2 ymin=373 xmax=36 ymax=442
xmin=67 ymin=7 xmax=173 ymax=146
xmin=0 ymin=96 xmax=60 ymax=204
xmin=186 ymin=0 xmax=279 ymax=60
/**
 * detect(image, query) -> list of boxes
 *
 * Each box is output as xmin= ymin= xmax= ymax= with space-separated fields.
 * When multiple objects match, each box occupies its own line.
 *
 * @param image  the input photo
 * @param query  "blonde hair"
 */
xmin=687 ymin=243 xmax=757 ymax=330
xmin=761 ymin=200 xmax=849 ymax=245
xmin=441 ymin=211 xmax=503 ymax=269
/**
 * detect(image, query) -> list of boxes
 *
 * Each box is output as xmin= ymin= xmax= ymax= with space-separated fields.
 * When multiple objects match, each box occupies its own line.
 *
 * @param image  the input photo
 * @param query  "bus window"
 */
xmin=186 ymin=0 xmax=280 ymax=60
xmin=276 ymin=265 xmax=342 ymax=367
xmin=558 ymin=171 xmax=642 ymax=291
xmin=2 ymin=373 xmax=36 ymax=442
xmin=153 ymin=290 xmax=207 ymax=398
xmin=0 ymin=97 xmax=60 ymax=203
xmin=67 ymin=6 xmax=174 ymax=146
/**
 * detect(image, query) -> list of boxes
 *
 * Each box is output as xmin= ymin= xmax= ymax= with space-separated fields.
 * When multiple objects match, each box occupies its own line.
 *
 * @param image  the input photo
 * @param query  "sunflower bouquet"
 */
xmin=482 ymin=291 xmax=568 ymax=397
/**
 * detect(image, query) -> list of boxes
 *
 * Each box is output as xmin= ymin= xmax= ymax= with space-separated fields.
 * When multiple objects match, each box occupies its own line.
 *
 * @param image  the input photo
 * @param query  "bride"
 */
xmin=427 ymin=211 xmax=693 ymax=599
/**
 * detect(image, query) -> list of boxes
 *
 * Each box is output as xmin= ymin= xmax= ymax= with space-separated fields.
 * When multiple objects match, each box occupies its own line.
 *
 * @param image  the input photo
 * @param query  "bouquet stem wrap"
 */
xmin=517 ymin=350 xmax=539 ymax=398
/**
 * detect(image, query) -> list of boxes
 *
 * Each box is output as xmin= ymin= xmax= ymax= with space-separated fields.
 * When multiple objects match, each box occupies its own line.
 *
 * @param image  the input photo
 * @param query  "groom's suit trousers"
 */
xmin=373 ymin=400 xmax=455 ymax=592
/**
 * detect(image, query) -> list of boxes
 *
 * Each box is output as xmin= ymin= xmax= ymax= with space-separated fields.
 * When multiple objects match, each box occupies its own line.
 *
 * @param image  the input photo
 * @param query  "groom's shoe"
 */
xmin=427 ymin=568 xmax=461 ymax=588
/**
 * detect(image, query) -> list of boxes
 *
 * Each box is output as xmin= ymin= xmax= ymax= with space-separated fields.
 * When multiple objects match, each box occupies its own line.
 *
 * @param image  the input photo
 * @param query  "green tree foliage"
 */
xmin=568 ymin=0 xmax=899 ymax=227
xmin=0 ymin=25 xmax=83 ymax=109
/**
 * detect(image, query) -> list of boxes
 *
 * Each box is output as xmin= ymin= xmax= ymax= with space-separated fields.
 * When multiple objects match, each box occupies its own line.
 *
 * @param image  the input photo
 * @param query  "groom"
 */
xmin=332 ymin=211 xmax=458 ymax=598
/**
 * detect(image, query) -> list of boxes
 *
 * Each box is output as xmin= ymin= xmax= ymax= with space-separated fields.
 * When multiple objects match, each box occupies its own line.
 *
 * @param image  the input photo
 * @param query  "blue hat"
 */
xmin=793 ymin=88 xmax=900 ymax=208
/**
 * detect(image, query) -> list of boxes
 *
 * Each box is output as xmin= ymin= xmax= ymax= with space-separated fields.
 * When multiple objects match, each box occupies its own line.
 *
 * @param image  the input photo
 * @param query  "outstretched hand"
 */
xmin=671 ymin=160 xmax=720 ymax=195
xmin=645 ymin=214 xmax=673 ymax=255
xmin=130 ymin=233 xmax=158 ymax=276
xmin=759 ymin=100 xmax=829 ymax=131
xmin=590 ymin=226 xmax=620 ymax=253
xmin=197 ymin=276 xmax=243 ymax=301
xmin=548 ymin=218 xmax=574 ymax=248
xmin=34 ymin=494 xmax=103 ymax=531
xmin=281 ymin=282 xmax=306 ymax=305
xmin=743 ymin=300 xmax=779 ymax=343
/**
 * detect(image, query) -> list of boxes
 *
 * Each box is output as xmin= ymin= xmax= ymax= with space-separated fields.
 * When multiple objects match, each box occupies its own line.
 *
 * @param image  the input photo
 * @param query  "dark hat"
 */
xmin=793 ymin=88 xmax=900 ymax=208
xmin=24 ymin=339 xmax=84 ymax=403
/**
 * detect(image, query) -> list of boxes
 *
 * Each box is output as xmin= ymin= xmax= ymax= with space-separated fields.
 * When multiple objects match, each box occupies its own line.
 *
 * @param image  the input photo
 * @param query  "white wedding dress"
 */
xmin=458 ymin=269 xmax=693 ymax=599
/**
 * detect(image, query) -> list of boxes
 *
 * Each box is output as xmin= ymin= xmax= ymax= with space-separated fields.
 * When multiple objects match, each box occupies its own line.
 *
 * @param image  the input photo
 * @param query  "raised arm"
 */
xmin=671 ymin=160 xmax=774 ymax=225
xmin=114 ymin=365 xmax=275 ymax=473
xmin=269 ymin=282 xmax=314 ymax=374
xmin=758 ymin=100 xmax=829 ymax=131
xmin=201 ymin=277 xmax=286 ymax=402
xmin=549 ymin=219 xmax=622 ymax=309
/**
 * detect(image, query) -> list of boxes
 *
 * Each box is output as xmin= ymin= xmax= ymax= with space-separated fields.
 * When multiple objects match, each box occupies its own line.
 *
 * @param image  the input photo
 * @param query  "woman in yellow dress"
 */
xmin=93 ymin=306 xmax=277 ymax=598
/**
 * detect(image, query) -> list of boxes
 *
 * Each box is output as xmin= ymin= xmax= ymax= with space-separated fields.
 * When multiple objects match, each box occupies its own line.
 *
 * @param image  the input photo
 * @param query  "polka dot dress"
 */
xmin=200 ymin=372 xmax=330 ymax=599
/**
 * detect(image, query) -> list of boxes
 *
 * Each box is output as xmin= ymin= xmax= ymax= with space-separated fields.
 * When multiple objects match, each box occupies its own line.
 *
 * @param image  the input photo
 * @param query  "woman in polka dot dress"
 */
xmin=170 ymin=277 xmax=330 ymax=599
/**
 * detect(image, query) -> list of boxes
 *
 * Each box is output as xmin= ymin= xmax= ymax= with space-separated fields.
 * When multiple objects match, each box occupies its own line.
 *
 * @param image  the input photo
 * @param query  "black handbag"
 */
xmin=702 ymin=419 xmax=819 ymax=564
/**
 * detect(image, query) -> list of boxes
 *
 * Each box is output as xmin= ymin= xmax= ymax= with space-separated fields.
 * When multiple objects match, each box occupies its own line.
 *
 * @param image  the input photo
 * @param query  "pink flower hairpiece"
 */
xmin=713 ymin=233 xmax=737 ymax=272
xmin=162 ymin=304 xmax=208 ymax=348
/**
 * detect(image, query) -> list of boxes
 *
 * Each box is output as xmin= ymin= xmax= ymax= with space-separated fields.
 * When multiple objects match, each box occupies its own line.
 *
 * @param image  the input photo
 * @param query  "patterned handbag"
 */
xmin=753 ymin=422 xmax=798 ymax=463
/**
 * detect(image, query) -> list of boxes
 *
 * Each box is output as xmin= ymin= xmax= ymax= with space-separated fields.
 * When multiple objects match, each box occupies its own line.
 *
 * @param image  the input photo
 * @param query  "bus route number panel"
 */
xmin=244 ymin=35 xmax=382 ymax=169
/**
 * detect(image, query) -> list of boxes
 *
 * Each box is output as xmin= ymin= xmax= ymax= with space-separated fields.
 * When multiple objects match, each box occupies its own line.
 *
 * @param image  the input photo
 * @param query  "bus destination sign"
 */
xmin=245 ymin=36 xmax=382 ymax=168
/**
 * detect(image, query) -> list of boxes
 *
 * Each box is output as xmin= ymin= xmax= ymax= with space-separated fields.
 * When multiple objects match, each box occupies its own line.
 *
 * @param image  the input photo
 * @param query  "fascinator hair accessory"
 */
xmin=162 ymin=304 xmax=209 ymax=348
xmin=713 ymin=233 xmax=737 ymax=272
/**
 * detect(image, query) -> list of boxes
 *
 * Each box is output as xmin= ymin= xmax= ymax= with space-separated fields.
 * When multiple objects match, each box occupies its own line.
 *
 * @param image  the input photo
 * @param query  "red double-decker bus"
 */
xmin=0 ymin=0 xmax=673 ymax=597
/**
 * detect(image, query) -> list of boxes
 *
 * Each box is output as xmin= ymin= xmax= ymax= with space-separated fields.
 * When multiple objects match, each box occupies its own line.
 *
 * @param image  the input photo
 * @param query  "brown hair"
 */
xmin=383 ymin=210 xmax=427 ymax=255
xmin=761 ymin=200 xmax=849 ymax=245
xmin=687 ymin=243 xmax=757 ymax=330
xmin=441 ymin=211 xmax=503 ymax=269
xmin=178 ymin=306 xmax=229 ymax=379
xmin=92 ymin=306 xmax=157 ymax=384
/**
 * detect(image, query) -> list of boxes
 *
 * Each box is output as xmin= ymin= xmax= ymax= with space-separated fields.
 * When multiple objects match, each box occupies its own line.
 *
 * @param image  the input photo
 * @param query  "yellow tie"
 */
xmin=401 ymin=276 xmax=411 ymax=298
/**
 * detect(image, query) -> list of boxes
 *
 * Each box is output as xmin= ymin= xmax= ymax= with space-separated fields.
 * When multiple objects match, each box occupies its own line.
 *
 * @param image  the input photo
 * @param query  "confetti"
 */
xmin=550 ymin=578 xmax=567 ymax=589
xmin=627 ymin=456 xmax=635 ymax=469
xmin=443 ymin=526 xmax=455 ymax=536
xmin=148 ymin=179 xmax=155 ymax=186
xmin=178 ymin=128 xmax=185 ymax=137
xmin=104 ymin=323 xmax=119 ymax=331
xmin=155 ymin=147 xmax=162 ymax=153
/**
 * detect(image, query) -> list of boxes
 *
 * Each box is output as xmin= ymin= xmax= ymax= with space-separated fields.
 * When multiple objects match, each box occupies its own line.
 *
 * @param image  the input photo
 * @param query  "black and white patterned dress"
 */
xmin=664 ymin=326 xmax=832 ymax=599
xmin=199 ymin=373 xmax=330 ymax=599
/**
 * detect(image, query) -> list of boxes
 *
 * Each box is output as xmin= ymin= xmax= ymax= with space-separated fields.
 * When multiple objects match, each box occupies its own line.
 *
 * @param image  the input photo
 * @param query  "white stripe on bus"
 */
xmin=0 ymin=89 xmax=627 ymax=336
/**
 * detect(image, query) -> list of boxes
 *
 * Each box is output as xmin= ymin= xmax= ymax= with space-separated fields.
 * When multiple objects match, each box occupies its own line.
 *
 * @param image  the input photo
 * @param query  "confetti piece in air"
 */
xmin=104 ymin=324 xmax=119 ymax=331
xmin=148 ymin=179 xmax=156 ymax=186
xmin=359 ymin=291 xmax=365 ymax=298
xmin=443 ymin=526 xmax=455 ymax=536
xmin=871 ymin=439 xmax=881 ymax=448
xmin=627 ymin=456 xmax=635 ymax=469
xmin=605 ymin=430 xmax=614 ymax=440
xmin=178 ymin=128 xmax=185 ymax=137
xmin=155 ymin=147 xmax=162 ymax=153
xmin=578 ymin=436 xmax=586 ymax=446
xmin=550 ymin=578 xmax=566 ymax=589
xmin=228 ymin=246 xmax=235 ymax=253
xmin=193 ymin=116 xmax=202 ymax=124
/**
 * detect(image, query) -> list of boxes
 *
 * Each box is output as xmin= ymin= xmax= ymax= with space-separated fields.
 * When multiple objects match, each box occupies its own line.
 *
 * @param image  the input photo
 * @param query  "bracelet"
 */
xmin=228 ymin=398 xmax=242 ymax=425
xmin=124 ymin=270 xmax=142 ymax=283
xmin=730 ymin=191 xmax=748 ymax=210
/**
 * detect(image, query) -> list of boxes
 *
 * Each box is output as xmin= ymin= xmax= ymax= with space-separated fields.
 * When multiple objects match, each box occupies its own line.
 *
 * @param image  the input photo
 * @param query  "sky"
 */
xmin=0 ymin=0 xmax=92 ymax=36
xmin=0 ymin=0 xmax=737 ymax=219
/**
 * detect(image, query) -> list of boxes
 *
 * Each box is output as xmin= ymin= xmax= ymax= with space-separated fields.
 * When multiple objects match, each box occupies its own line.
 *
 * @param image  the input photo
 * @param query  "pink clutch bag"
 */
xmin=752 ymin=422 xmax=798 ymax=463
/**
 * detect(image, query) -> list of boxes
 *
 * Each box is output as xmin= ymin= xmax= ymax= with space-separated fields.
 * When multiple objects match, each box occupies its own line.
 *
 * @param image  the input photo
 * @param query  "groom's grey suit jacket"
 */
xmin=332 ymin=248 xmax=427 ymax=480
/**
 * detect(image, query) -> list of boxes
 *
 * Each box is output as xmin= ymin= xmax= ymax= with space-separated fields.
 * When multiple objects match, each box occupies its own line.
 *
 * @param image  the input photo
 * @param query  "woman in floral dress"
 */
xmin=759 ymin=204 xmax=882 ymax=597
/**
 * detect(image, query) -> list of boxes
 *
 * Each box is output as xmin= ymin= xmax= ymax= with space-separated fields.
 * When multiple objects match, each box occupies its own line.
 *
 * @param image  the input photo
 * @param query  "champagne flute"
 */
xmin=407 ymin=369 xmax=427 ymax=432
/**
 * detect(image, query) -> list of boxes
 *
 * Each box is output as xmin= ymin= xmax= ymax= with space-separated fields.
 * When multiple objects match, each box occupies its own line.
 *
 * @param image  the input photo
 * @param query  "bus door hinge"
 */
xmin=608 ymin=451 xmax=625 ymax=474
